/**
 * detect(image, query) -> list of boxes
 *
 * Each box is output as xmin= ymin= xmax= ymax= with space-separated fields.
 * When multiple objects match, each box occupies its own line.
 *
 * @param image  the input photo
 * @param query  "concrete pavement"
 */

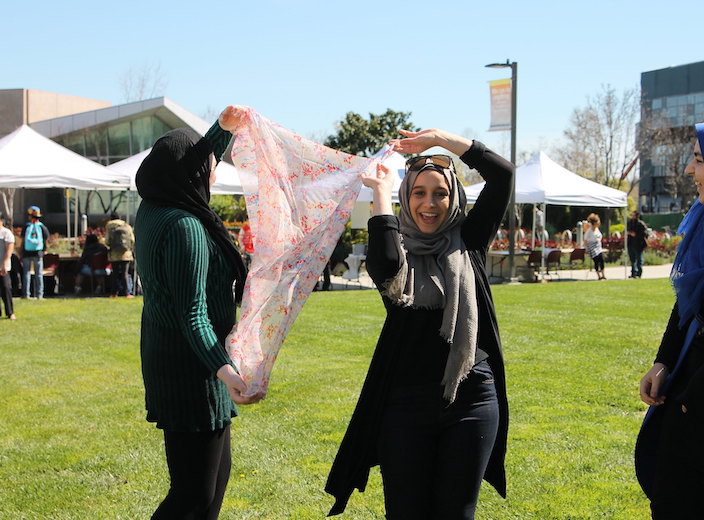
xmin=321 ymin=262 xmax=674 ymax=291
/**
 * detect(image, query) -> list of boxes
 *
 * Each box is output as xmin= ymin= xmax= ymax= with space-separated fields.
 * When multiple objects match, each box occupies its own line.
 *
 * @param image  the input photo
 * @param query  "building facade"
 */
xmin=0 ymin=89 xmax=210 ymax=229
xmin=639 ymin=61 xmax=704 ymax=213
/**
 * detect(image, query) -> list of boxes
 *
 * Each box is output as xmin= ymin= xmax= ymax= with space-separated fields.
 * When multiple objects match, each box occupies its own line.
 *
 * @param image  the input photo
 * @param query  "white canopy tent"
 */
xmin=0 ymin=125 xmax=131 ymax=240
xmin=465 ymin=151 xmax=629 ymax=278
xmin=107 ymin=147 xmax=244 ymax=195
xmin=464 ymin=151 xmax=627 ymax=207
xmin=0 ymin=125 xmax=130 ymax=189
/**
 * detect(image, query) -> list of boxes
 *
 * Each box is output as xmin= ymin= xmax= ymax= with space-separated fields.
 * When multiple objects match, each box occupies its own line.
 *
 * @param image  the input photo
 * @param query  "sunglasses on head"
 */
xmin=405 ymin=154 xmax=455 ymax=174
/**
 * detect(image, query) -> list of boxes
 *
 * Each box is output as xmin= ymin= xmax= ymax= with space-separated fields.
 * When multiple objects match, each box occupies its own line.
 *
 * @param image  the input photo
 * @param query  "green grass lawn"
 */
xmin=0 ymin=279 xmax=672 ymax=519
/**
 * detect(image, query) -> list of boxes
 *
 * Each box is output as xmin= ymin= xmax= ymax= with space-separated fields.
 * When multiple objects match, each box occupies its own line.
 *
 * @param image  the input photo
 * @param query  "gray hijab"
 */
xmin=382 ymin=159 xmax=478 ymax=402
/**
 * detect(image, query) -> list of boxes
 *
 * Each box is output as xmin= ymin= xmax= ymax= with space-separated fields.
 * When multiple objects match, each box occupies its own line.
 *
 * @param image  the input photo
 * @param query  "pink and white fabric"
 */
xmin=225 ymin=107 xmax=389 ymax=395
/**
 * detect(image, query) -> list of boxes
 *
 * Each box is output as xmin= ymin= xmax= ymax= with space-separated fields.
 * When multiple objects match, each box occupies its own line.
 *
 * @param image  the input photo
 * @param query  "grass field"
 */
xmin=0 ymin=279 xmax=673 ymax=519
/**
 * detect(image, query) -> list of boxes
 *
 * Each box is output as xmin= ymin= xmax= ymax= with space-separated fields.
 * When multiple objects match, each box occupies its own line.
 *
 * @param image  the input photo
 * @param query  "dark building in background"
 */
xmin=639 ymin=61 xmax=704 ymax=214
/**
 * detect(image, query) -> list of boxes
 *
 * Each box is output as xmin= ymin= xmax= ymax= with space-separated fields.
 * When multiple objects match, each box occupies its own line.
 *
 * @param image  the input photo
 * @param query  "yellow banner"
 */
xmin=488 ymin=78 xmax=512 ymax=131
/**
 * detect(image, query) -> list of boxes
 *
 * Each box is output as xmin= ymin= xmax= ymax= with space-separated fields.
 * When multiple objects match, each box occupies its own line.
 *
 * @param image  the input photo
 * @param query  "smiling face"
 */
xmin=685 ymin=139 xmax=704 ymax=203
xmin=409 ymin=169 xmax=450 ymax=234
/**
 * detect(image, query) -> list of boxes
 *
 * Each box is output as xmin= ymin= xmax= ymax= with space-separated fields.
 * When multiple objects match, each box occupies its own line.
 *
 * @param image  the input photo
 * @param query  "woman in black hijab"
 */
xmin=135 ymin=106 xmax=260 ymax=520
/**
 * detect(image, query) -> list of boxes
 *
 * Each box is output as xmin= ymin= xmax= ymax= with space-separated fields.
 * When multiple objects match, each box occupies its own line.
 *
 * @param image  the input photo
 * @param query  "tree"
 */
xmin=119 ymin=62 xmax=168 ymax=103
xmin=210 ymin=195 xmax=248 ymax=224
xmin=637 ymin=118 xmax=697 ymax=212
xmin=557 ymin=85 xmax=640 ymax=188
xmin=324 ymin=109 xmax=419 ymax=157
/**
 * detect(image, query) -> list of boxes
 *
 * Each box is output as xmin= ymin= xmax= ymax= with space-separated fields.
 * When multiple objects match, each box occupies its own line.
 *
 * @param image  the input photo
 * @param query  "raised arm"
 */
xmin=460 ymin=142 xmax=514 ymax=250
xmin=203 ymin=105 xmax=248 ymax=162
xmin=390 ymin=128 xmax=473 ymax=157
xmin=361 ymin=164 xmax=405 ymax=287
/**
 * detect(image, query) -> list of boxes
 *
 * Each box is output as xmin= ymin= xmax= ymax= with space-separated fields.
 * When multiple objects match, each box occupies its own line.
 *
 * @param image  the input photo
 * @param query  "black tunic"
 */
xmin=325 ymin=142 xmax=513 ymax=515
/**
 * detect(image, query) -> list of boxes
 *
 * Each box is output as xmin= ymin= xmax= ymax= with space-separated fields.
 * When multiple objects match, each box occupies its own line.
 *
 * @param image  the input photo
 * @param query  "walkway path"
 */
xmin=323 ymin=263 xmax=674 ymax=291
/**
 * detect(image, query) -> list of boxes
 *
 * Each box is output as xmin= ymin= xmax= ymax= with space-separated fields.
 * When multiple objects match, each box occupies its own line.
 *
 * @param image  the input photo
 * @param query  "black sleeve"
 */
xmin=366 ymin=215 xmax=405 ymax=288
xmin=654 ymin=303 xmax=686 ymax=369
xmin=460 ymin=141 xmax=514 ymax=250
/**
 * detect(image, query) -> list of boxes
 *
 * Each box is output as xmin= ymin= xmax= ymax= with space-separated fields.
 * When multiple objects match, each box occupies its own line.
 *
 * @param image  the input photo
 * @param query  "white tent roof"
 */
xmin=0 ymin=125 xmax=130 ymax=190
xmin=108 ymin=147 xmax=244 ymax=194
xmin=465 ymin=151 xmax=627 ymax=207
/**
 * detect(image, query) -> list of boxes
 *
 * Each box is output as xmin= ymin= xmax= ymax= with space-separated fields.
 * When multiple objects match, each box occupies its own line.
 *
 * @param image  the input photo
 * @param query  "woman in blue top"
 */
xmin=637 ymin=122 xmax=704 ymax=518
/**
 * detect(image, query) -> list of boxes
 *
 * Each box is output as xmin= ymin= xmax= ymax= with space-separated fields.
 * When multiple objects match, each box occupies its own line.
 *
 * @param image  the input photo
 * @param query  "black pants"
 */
xmin=152 ymin=426 xmax=231 ymax=520
xmin=592 ymin=252 xmax=605 ymax=272
xmin=377 ymin=360 xmax=499 ymax=520
xmin=0 ymin=274 xmax=13 ymax=317
xmin=111 ymin=261 xmax=130 ymax=296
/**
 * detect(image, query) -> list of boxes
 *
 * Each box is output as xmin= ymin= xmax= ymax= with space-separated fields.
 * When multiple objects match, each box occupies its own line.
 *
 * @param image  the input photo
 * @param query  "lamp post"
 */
xmin=486 ymin=60 xmax=517 ymax=281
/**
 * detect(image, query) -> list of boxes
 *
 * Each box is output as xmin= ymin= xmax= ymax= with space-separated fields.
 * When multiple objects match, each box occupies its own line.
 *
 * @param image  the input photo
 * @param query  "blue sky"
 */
xmin=4 ymin=0 xmax=701 ymax=158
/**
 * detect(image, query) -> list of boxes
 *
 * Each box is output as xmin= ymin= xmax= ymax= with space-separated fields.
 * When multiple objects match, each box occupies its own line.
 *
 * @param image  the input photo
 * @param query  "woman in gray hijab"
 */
xmin=326 ymin=128 xmax=514 ymax=520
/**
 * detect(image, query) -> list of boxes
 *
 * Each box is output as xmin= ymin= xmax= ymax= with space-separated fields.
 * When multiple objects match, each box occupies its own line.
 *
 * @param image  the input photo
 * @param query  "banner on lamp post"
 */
xmin=488 ymin=78 xmax=512 ymax=131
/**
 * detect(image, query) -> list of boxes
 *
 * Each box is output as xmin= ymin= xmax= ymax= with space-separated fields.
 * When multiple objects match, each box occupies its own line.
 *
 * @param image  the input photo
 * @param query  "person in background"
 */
xmin=10 ymin=225 xmax=22 ymax=296
xmin=237 ymin=221 xmax=254 ymax=269
xmin=583 ymin=213 xmax=606 ymax=280
xmin=627 ymin=210 xmax=648 ymax=279
xmin=0 ymin=213 xmax=16 ymax=319
xmin=105 ymin=211 xmax=135 ymax=298
xmin=74 ymin=234 xmax=109 ymax=295
xmin=636 ymin=122 xmax=704 ymax=519
xmin=21 ymin=206 xmax=50 ymax=299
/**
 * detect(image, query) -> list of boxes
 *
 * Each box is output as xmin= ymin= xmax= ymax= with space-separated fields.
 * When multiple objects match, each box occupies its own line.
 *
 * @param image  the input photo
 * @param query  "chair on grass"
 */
xmin=562 ymin=248 xmax=585 ymax=270
xmin=526 ymin=250 xmax=543 ymax=281
xmin=545 ymin=250 xmax=562 ymax=279
xmin=42 ymin=253 xmax=60 ymax=296
xmin=89 ymin=252 xmax=110 ymax=295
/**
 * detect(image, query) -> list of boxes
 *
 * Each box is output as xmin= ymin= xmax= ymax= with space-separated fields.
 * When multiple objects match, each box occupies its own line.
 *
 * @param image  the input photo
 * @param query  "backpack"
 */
xmin=109 ymin=223 xmax=131 ymax=254
xmin=24 ymin=222 xmax=44 ymax=252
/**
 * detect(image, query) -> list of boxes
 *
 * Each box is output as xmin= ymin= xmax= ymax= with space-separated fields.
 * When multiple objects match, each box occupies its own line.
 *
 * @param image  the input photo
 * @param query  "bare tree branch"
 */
xmin=119 ymin=62 xmax=168 ymax=103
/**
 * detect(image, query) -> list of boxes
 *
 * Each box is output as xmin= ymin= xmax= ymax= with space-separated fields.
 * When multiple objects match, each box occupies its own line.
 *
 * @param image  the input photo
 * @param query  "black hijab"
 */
xmin=135 ymin=128 xmax=247 ymax=303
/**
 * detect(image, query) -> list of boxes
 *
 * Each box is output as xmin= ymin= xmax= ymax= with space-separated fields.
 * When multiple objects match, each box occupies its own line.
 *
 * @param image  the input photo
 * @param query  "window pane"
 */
xmin=108 ymin=122 xmax=131 ymax=159
xmin=131 ymin=116 xmax=170 ymax=152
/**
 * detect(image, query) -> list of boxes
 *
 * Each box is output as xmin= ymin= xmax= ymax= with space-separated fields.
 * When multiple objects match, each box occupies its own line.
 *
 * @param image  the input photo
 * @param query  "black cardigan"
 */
xmin=654 ymin=302 xmax=704 ymax=405
xmin=325 ymin=142 xmax=514 ymax=515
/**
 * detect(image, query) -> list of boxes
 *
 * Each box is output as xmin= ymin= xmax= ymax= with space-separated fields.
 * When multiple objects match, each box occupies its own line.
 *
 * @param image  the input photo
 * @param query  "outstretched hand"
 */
xmin=362 ymin=163 xmax=395 ymax=192
xmin=362 ymin=163 xmax=395 ymax=216
xmin=390 ymin=129 xmax=444 ymax=155
xmin=390 ymin=128 xmax=473 ymax=157
xmin=218 ymin=105 xmax=248 ymax=133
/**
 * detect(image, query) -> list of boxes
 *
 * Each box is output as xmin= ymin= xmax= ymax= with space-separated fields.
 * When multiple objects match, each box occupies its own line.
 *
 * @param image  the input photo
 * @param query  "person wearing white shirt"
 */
xmin=0 ymin=212 xmax=16 ymax=319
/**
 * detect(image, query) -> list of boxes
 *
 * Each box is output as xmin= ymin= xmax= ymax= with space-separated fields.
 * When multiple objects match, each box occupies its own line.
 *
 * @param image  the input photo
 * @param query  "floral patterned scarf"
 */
xmin=225 ymin=107 xmax=389 ymax=395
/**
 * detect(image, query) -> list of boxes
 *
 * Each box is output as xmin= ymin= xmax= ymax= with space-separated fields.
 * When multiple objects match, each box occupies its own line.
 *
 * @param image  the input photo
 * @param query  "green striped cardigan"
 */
xmin=135 ymin=201 xmax=238 ymax=431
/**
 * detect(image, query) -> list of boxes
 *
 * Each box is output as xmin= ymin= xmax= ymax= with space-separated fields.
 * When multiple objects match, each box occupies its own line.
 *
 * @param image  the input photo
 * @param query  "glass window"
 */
xmin=652 ymin=98 xmax=662 ymax=110
xmin=131 ymin=116 xmax=170 ymax=152
xmin=55 ymin=133 xmax=85 ymax=155
xmin=84 ymin=128 xmax=108 ymax=161
xmin=108 ymin=122 xmax=131 ymax=159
